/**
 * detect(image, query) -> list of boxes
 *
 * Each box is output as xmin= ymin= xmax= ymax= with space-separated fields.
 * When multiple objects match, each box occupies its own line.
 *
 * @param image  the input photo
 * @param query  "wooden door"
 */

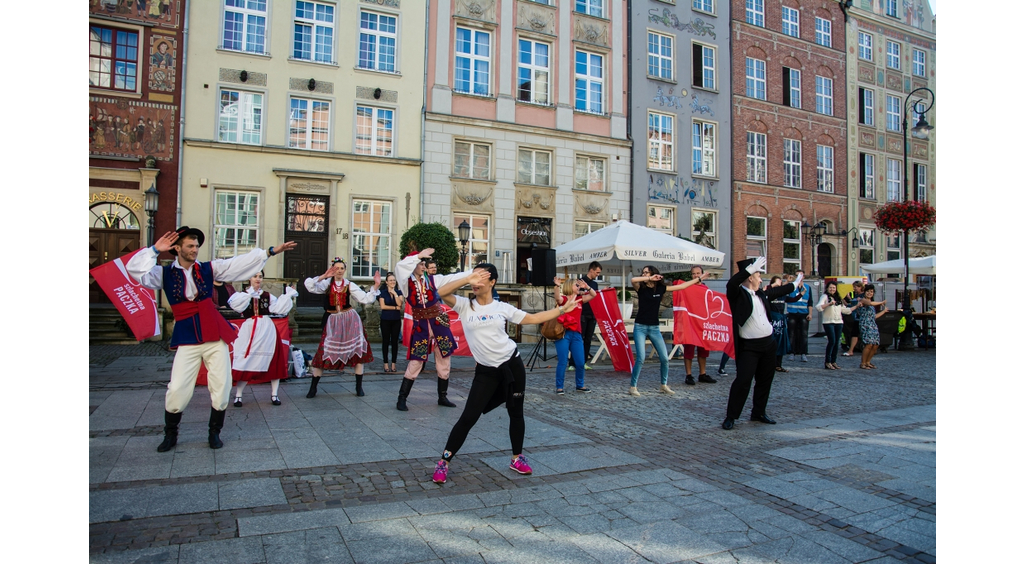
xmin=89 ymin=229 xmax=141 ymax=303
xmin=283 ymin=194 xmax=329 ymax=307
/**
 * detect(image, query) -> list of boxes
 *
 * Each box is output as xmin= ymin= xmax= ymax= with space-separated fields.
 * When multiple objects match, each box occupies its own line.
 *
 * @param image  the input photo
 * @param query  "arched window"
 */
xmin=90 ymin=203 xmax=140 ymax=230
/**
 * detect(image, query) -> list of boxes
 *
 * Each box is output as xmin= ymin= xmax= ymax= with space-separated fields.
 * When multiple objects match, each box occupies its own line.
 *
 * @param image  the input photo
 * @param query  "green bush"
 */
xmin=399 ymin=222 xmax=460 ymax=273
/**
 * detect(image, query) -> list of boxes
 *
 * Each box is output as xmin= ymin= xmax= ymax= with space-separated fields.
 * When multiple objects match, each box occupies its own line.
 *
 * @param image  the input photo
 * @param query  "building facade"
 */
xmin=730 ymin=0 xmax=850 ymax=278
xmin=423 ymin=0 xmax=631 ymax=285
xmin=180 ymin=0 xmax=426 ymax=305
xmin=846 ymin=0 xmax=936 ymax=275
xmin=89 ymin=0 xmax=187 ymax=302
xmin=632 ymin=0 xmax=733 ymax=274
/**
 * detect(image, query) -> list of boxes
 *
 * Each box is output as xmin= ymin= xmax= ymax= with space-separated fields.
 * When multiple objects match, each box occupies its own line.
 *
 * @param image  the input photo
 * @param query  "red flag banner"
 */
xmin=198 ymin=317 xmax=291 ymax=386
xmin=89 ymin=249 xmax=161 ymax=341
xmin=402 ymin=302 xmax=472 ymax=357
xmin=590 ymin=288 xmax=635 ymax=373
xmin=672 ymin=283 xmax=735 ymax=359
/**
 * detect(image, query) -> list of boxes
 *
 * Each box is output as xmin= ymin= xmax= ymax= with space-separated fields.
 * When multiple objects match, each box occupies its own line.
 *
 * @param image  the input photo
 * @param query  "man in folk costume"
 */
xmin=127 ymin=228 xmax=296 ymax=451
xmin=394 ymin=247 xmax=471 ymax=411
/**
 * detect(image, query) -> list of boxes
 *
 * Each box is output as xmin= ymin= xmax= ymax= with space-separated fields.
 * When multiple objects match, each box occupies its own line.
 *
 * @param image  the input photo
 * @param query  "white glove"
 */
xmin=749 ymin=256 xmax=767 ymax=273
xmin=793 ymin=272 xmax=804 ymax=287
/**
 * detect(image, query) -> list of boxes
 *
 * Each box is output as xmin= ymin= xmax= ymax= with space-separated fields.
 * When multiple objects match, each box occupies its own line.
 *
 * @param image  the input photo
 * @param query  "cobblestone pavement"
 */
xmin=89 ymin=337 xmax=935 ymax=563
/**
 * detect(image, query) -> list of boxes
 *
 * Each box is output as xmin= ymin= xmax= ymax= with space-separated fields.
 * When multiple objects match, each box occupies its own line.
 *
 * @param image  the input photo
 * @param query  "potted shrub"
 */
xmin=616 ymin=287 xmax=634 ymax=319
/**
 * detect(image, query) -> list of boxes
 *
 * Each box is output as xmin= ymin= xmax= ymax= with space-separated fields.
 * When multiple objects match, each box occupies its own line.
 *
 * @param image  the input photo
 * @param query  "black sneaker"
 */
xmin=717 ymin=368 xmax=727 ymax=375
xmin=698 ymin=374 xmax=717 ymax=384
xmin=685 ymin=375 xmax=696 ymax=386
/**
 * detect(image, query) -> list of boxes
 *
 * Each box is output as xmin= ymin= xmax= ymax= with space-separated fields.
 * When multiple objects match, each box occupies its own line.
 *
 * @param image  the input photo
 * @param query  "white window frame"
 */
xmin=454 ymin=213 xmax=491 ymax=268
xmin=575 ymin=221 xmax=606 ymax=239
xmin=517 ymin=38 xmax=550 ymax=105
xmin=861 ymin=153 xmax=875 ymax=199
xmin=886 ymin=234 xmax=901 ymax=262
xmin=886 ymin=40 xmax=901 ymax=70
xmin=887 ymin=158 xmax=903 ymax=202
xmin=455 ymin=27 xmax=491 ymax=96
xmin=814 ymin=17 xmax=832 ymax=47
xmin=692 ymin=0 xmax=714 ymax=16
xmin=292 ymin=1 xmax=335 ymax=64
xmin=858 ymin=32 xmax=873 ymax=61
xmin=886 ymin=94 xmax=901 ymax=132
xmin=746 ymin=57 xmax=766 ymax=100
xmin=214 ymin=190 xmax=260 ymax=259
xmin=693 ymin=42 xmax=716 ymax=90
xmin=355 ymin=105 xmax=394 ymax=157
xmin=575 ymin=155 xmax=606 ymax=191
xmin=746 ymin=216 xmax=767 ymax=259
xmin=816 ymin=145 xmax=834 ymax=193
xmin=575 ymin=50 xmax=604 ymax=114
xmin=915 ymin=163 xmax=927 ymax=201
xmin=287 ymin=97 xmax=331 ymax=151
xmin=860 ymin=87 xmax=875 ymax=126
xmin=454 ymin=141 xmax=491 ymax=180
xmin=222 ymin=0 xmax=268 ymax=54
xmin=782 ymin=220 xmax=802 ymax=274
xmin=746 ymin=0 xmax=764 ymax=27
xmin=885 ymin=0 xmax=899 ymax=18
xmin=648 ymin=31 xmax=673 ymax=81
xmin=218 ymin=88 xmax=264 ymax=145
xmin=859 ymin=227 xmax=875 ymax=265
xmin=350 ymin=200 xmax=392 ymax=279
xmin=691 ymin=209 xmax=718 ymax=249
xmin=692 ymin=119 xmax=716 ymax=178
xmin=358 ymin=10 xmax=398 ymax=73
xmin=783 ymin=67 xmax=801 ymax=109
xmin=781 ymin=7 xmax=800 ymax=38
xmin=747 ymin=132 xmax=767 ymax=183
xmin=647 ymin=204 xmax=676 ymax=233
xmin=575 ymin=0 xmax=604 ymax=18
xmin=517 ymin=148 xmax=552 ymax=186
xmin=913 ymin=49 xmax=926 ymax=77
xmin=648 ymin=111 xmax=675 ymax=172
xmin=783 ymin=138 xmax=802 ymax=188
xmin=815 ymin=76 xmax=833 ymax=116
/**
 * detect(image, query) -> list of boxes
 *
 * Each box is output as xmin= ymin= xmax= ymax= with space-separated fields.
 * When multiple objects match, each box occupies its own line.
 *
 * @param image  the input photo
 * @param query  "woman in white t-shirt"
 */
xmin=429 ymin=263 xmax=579 ymax=485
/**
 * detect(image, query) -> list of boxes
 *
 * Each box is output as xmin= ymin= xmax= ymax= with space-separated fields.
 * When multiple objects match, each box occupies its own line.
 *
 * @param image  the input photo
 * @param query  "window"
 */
xmin=858 ymin=32 xmax=873 ymax=61
xmin=358 ymin=11 xmax=397 ymax=72
xmin=886 ymin=94 xmax=901 ymax=132
xmin=648 ymin=112 xmax=675 ymax=171
xmin=913 ymin=49 xmax=926 ymax=77
xmin=859 ymin=87 xmax=875 ymax=126
xmin=214 ymin=191 xmax=259 ymax=259
xmin=691 ymin=209 xmax=717 ymax=249
xmin=886 ymin=234 xmax=901 ymax=262
xmin=747 ymin=132 xmax=766 ymax=183
xmin=647 ymin=205 xmax=675 ymax=233
xmin=817 ymin=145 xmax=834 ymax=193
xmin=454 ymin=141 xmax=490 ymax=179
xmin=288 ymin=98 xmax=330 ymax=151
xmin=575 ymin=221 xmax=605 ymax=238
xmin=517 ymin=148 xmax=552 ymax=185
xmin=648 ymin=32 xmax=673 ymax=80
xmin=885 ymin=0 xmax=898 ymax=18
xmin=223 ymin=0 xmax=267 ymax=54
xmin=575 ymin=156 xmax=606 ymax=191
xmin=782 ymin=67 xmax=801 ymax=109
xmin=89 ymin=25 xmax=139 ymax=91
xmin=692 ymin=43 xmax=716 ymax=90
xmin=815 ymin=76 xmax=833 ymax=116
xmin=518 ymin=39 xmax=550 ymax=104
xmin=218 ymin=89 xmax=263 ymax=145
xmin=351 ymin=200 xmax=392 ymax=278
xmin=860 ymin=153 xmax=875 ymax=199
xmin=781 ymin=7 xmax=799 ymax=38
xmin=575 ymin=0 xmax=604 ymax=18
xmin=575 ymin=51 xmax=604 ymax=114
xmin=454 ymin=214 xmax=491 ymax=267
xmin=293 ymin=1 xmax=335 ymax=63
xmin=455 ymin=27 xmax=491 ymax=96
xmin=814 ymin=17 xmax=832 ymax=47
xmin=886 ymin=41 xmax=900 ymax=70
xmin=355 ymin=105 xmax=394 ymax=157
xmin=783 ymin=220 xmax=801 ymax=274
xmin=783 ymin=138 xmax=801 ymax=188
xmin=692 ymin=120 xmax=716 ymax=177
xmin=915 ymin=163 xmax=927 ymax=201
xmin=745 ymin=57 xmax=766 ymax=100
xmin=692 ymin=0 xmax=714 ymax=14
xmin=746 ymin=0 xmax=764 ymax=27
xmin=746 ymin=216 xmax=767 ymax=259
xmin=886 ymin=158 xmax=903 ymax=202
xmin=859 ymin=228 xmax=875 ymax=264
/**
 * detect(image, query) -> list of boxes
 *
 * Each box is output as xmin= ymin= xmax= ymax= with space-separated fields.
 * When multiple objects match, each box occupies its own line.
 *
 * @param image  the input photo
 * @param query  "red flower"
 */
xmin=874 ymin=201 xmax=936 ymax=234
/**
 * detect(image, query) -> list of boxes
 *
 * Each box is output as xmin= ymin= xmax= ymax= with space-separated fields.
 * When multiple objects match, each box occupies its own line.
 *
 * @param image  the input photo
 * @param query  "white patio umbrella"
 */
xmin=859 ymin=255 xmax=936 ymax=275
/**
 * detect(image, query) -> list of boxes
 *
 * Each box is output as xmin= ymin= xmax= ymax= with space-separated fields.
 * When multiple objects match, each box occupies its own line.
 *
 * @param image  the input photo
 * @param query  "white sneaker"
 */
xmin=800 ymin=354 xmax=809 ymax=362
xmin=628 ymin=387 xmax=641 ymax=397
xmin=787 ymin=354 xmax=795 ymax=362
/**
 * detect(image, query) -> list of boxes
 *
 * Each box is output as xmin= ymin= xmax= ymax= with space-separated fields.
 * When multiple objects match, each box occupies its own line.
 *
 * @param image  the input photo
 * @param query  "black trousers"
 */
xmin=444 ymin=352 xmax=526 ymax=457
xmin=726 ymin=335 xmax=777 ymax=419
xmin=380 ymin=319 xmax=402 ymax=364
xmin=580 ymin=313 xmax=598 ymax=360
xmin=787 ymin=314 xmax=810 ymax=355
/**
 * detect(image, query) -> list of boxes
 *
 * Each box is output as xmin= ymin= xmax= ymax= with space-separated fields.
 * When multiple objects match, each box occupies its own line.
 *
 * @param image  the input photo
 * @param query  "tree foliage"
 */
xmin=399 ymin=222 xmax=460 ymax=273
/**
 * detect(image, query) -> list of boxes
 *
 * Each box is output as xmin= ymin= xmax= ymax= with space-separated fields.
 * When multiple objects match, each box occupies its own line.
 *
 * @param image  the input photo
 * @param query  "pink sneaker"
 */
xmin=509 ymin=455 xmax=532 ymax=475
xmin=432 ymin=460 xmax=448 ymax=484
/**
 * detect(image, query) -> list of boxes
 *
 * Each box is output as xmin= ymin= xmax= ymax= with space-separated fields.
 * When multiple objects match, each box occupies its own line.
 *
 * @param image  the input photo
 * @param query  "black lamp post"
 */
xmin=457 ymin=219 xmax=471 ymax=272
xmin=901 ymin=87 xmax=934 ymax=310
xmin=802 ymin=221 xmax=827 ymax=276
xmin=144 ymin=182 xmax=160 ymax=246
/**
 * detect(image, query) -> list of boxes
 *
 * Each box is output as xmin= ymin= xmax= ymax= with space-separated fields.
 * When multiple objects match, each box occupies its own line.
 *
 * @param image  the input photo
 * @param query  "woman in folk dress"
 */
xmin=228 ymin=271 xmax=297 ymax=406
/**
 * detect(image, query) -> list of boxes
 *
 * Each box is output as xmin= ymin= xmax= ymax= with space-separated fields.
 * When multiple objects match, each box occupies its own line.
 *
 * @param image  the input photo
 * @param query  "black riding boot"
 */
xmin=437 ymin=379 xmax=456 ymax=408
xmin=208 ymin=408 xmax=226 ymax=449
xmin=355 ymin=373 xmax=365 ymax=397
xmin=157 ymin=410 xmax=182 ymax=452
xmin=306 ymin=376 xmax=321 ymax=398
xmin=396 ymin=378 xmax=415 ymax=411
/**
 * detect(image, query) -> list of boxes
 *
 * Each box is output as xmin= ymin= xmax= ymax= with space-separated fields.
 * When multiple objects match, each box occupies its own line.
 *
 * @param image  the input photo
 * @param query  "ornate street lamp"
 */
xmin=902 ymin=87 xmax=935 ymax=311
xmin=144 ymin=182 xmax=160 ymax=247
xmin=457 ymin=219 xmax=471 ymax=272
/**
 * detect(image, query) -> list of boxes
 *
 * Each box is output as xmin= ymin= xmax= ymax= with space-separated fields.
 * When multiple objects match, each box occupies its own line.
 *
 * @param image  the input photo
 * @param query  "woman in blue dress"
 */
xmin=856 ymin=284 xmax=888 ymax=369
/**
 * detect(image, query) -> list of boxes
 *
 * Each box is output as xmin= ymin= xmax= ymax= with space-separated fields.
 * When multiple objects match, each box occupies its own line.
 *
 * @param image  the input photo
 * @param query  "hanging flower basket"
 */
xmin=873 ymin=200 xmax=936 ymax=234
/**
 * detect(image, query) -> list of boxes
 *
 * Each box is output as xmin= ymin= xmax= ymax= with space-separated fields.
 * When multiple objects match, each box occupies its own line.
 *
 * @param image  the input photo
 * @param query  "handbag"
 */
xmin=541 ymin=317 xmax=565 ymax=341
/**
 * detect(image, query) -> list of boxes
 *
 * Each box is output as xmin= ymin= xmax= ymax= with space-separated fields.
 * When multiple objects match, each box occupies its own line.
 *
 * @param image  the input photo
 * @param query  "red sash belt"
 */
xmin=170 ymin=299 xmax=238 ymax=345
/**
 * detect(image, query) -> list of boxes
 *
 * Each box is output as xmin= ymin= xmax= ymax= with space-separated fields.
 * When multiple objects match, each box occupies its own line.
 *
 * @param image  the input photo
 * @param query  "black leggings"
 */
xmin=444 ymin=352 xmax=526 ymax=458
xmin=380 ymin=319 xmax=401 ymax=364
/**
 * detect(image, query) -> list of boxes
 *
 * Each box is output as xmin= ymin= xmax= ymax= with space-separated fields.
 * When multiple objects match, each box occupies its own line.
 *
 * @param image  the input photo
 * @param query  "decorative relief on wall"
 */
xmin=648 ymin=174 xmax=719 ymax=208
xmin=455 ymin=0 xmax=497 ymax=23
xmin=911 ymin=141 xmax=928 ymax=159
xmin=886 ymin=135 xmax=902 ymax=153
xmin=91 ymin=0 xmax=181 ymax=29
xmin=653 ymin=86 xmax=685 ymax=109
xmin=858 ymin=63 xmax=875 ymax=83
xmin=287 ymin=179 xmax=330 ymax=193
xmin=356 ymin=86 xmax=398 ymax=103
xmin=572 ymin=15 xmax=609 ymax=47
xmin=219 ymin=68 xmax=267 ymax=86
xmin=289 ymin=78 xmax=334 ymax=94
xmin=452 ymin=182 xmax=495 ymax=213
xmin=515 ymin=186 xmax=556 ymax=215
xmin=859 ymin=130 xmax=876 ymax=150
xmin=90 ymin=97 xmax=176 ymax=161
xmin=647 ymin=9 xmax=717 ymax=40
xmin=573 ymin=191 xmax=610 ymax=221
xmin=148 ymin=34 xmax=176 ymax=92
xmin=362 ymin=0 xmax=400 ymax=8
xmin=886 ymin=71 xmax=903 ymax=92
xmin=691 ymin=93 xmax=714 ymax=116
xmin=516 ymin=4 xmax=556 ymax=35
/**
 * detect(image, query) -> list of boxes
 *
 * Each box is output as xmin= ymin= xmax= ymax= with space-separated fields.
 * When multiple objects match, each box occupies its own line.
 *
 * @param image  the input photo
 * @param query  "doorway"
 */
xmin=89 ymin=203 xmax=142 ymax=303
xmin=817 ymin=243 xmax=833 ymax=277
xmin=283 ymin=194 xmax=329 ymax=307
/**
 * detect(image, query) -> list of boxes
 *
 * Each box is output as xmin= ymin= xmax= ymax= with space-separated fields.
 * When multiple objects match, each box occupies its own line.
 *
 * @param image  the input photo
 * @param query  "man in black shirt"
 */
xmin=571 ymin=261 xmax=602 ymax=370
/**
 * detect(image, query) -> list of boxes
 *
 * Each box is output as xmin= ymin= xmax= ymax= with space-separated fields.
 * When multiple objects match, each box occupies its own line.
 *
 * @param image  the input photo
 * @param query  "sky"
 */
xmin=928 ymin=0 xmax=937 ymax=15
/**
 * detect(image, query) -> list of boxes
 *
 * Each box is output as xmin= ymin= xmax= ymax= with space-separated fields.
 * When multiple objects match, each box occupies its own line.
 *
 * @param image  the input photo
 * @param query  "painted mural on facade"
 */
xmin=90 ymin=97 xmax=175 ymax=161
xmin=647 ymin=9 xmax=716 ymax=40
xmin=148 ymin=34 xmax=177 ymax=92
xmin=648 ymin=175 xmax=719 ymax=208
xmin=91 ymin=0 xmax=180 ymax=28
xmin=653 ymin=87 xmax=685 ymax=109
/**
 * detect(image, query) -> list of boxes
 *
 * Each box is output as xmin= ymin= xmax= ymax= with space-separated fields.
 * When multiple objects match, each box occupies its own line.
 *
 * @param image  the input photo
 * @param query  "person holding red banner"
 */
xmin=682 ymin=265 xmax=718 ymax=386
xmin=629 ymin=266 xmax=708 ymax=397
xmin=429 ymin=265 xmax=579 ymax=484
xmin=228 ymin=271 xmax=298 ymax=407
xmin=722 ymin=257 xmax=800 ymax=430
xmin=303 ymin=258 xmax=382 ymax=399
xmin=126 ymin=227 xmax=296 ymax=452
xmin=552 ymin=275 xmax=598 ymax=394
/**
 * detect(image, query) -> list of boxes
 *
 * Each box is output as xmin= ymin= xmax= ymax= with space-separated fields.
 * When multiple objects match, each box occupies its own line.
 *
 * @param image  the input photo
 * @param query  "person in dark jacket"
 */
xmin=722 ymin=257 xmax=800 ymax=430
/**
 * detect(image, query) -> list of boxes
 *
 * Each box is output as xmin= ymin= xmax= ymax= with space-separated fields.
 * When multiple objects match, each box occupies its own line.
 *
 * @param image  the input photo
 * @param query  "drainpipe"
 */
xmin=419 ymin=0 xmax=430 ymax=225
xmin=175 ymin=0 xmax=191 ymax=227
xmin=626 ymin=0 xmax=633 ymax=224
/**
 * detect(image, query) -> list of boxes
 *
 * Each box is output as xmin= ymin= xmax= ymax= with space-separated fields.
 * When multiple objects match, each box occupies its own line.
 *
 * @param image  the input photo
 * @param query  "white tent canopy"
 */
xmin=553 ymin=221 xmax=725 ymax=277
xmin=859 ymin=255 xmax=936 ymax=275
